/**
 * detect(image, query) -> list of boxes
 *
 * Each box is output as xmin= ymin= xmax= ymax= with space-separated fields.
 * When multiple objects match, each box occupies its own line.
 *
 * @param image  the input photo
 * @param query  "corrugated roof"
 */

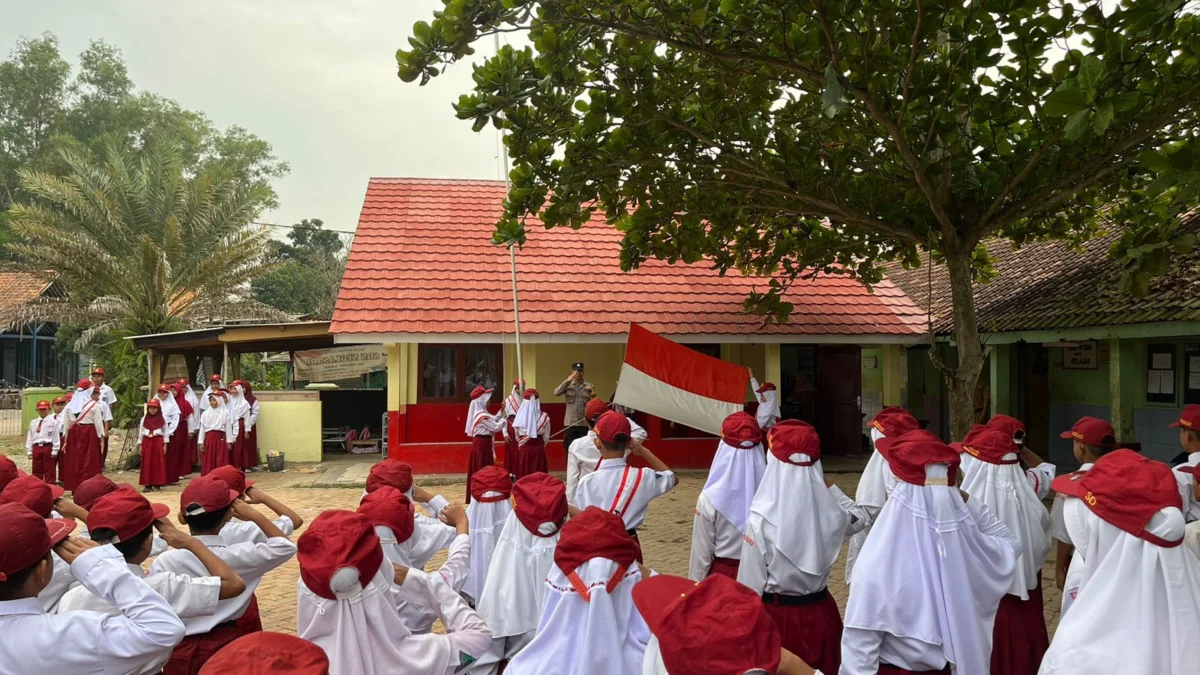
xmin=332 ymin=178 xmax=928 ymax=339
xmin=885 ymin=213 xmax=1200 ymax=334
xmin=0 ymin=271 xmax=53 ymax=314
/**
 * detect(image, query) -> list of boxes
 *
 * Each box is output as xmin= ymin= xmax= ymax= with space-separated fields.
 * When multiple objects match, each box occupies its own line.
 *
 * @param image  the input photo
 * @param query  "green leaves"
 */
xmin=821 ymin=63 xmax=847 ymax=118
xmin=1043 ymin=83 xmax=1089 ymax=117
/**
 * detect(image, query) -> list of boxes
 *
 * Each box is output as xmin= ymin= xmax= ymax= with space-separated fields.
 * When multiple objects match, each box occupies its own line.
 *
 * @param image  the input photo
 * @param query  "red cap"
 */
xmin=595 ymin=411 xmax=632 ymax=444
xmin=0 ymin=475 xmax=65 ymax=517
xmin=512 ymin=473 xmax=568 ymax=537
xmin=876 ymin=429 xmax=960 ymax=487
xmin=35 ymin=400 xmax=50 ymax=410
xmin=766 ymin=419 xmax=821 ymax=464
xmin=199 ymin=632 xmax=330 ymax=675
xmin=1169 ymin=405 xmax=1200 ymax=430
xmin=469 ymin=385 xmax=494 ymax=400
xmin=0 ymin=457 xmax=19 ymax=493
xmin=209 ymin=465 xmax=254 ymax=496
xmin=51 ymin=396 xmax=66 ymax=405
xmin=986 ymin=414 xmax=1026 ymax=441
xmin=176 ymin=378 xmax=189 ymax=385
xmin=180 ymin=475 xmax=239 ymax=517
xmin=210 ymin=374 xmax=222 ymax=382
xmin=0 ymin=502 xmax=75 ymax=582
xmin=470 ymin=465 xmax=513 ymax=502
xmin=720 ymin=411 xmax=763 ymax=448
xmin=76 ymin=378 xmax=92 ymax=389
xmin=633 ymin=574 xmax=781 ymax=675
xmin=585 ymin=398 xmax=611 ymax=423
xmin=1051 ymin=449 xmax=1183 ymax=547
xmin=1059 ymin=416 xmax=1115 ymax=446
xmin=754 ymin=381 xmax=776 ymax=394
xmin=356 ymin=486 xmax=415 ymax=543
xmin=146 ymin=398 xmax=160 ymax=408
xmin=553 ymin=507 xmax=638 ymax=597
xmin=365 ymin=460 xmax=414 ymax=494
xmin=87 ymin=490 xmax=169 ymax=542
xmin=298 ymin=510 xmax=385 ymax=600
xmin=523 ymin=388 xmax=539 ymax=399
xmin=959 ymin=426 xmax=1020 ymax=465
xmin=73 ymin=475 xmax=120 ymax=510
xmin=157 ymin=384 xmax=171 ymax=394
xmin=91 ymin=367 xmax=105 ymax=376
xmin=866 ymin=407 xmax=921 ymax=437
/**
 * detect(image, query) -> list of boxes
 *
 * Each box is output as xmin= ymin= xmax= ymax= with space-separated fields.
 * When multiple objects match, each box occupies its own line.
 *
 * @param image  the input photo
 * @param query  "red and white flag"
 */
xmin=614 ymin=324 xmax=749 ymax=435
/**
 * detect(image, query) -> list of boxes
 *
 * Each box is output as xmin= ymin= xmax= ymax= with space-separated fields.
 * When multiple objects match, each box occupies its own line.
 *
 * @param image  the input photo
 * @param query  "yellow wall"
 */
xmin=255 ymin=391 xmax=322 ymax=462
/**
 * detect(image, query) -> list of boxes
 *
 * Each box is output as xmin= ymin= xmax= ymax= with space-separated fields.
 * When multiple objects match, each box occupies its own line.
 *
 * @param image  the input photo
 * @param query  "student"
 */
xmin=199 ymin=392 xmax=235 ymax=476
xmin=475 ymin=473 xmax=569 ymax=675
xmin=1041 ymin=450 xmax=1200 ymax=675
xmin=0 ymin=502 xmax=186 ymax=675
xmin=178 ymin=379 xmax=202 ymax=473
xmin=201 ymin=374 xmax=223 ymax=403
xmin=634 ymin=574 xmax=819 ymax=675
xmin=235 ymin=381 xmax=259 ymax=471
xmin=1049 ymin=416 xmax=1116 ymax=611
xmin=501 ymin=378 xmax=524 ymax=468
xmin=140 ymin=399 xmax=170 ymax=492
xmin=0 ymin=475 xmax=90 ymax=612
xmin=56 ymin=489 xmax=245 ymax=616
xmin=296 ymin=510 xmax=492 ymax=675
xmin=738 ymin=420 xmax=869 ymax=675
xmin=51 ymin=395 xmax=70 ymax=461
xmin=1175 ymin=463 xmax=1200 ymax=560
xmin=464 ymin=385 xmax=505 ymax=502
xmin=1168 ymin=405 xmax=1200 ymax=522
xmin=357 ymin=486 xmax=470 ymax=633
xmin=150 ymin=475 xmax=298 ymax=673
xmin=171 ymin=383 xmax=197 ymax=479
xmin=956 ymin=425 xmax=1052 ymax=675
xmin=153 ymin=384 xmax=182 ymax=486
xmin=364 ymin=460 xmax=459 ymax=569
xmin=463 ymin=464 xmax=512 ymax=603
xmin=511 ymin=389 xmax=550 ymax=479
xmin=90 ymin=367 xmax=117 ymax=464
xmin=26 ymin=400 xmax=60 ymax=485
xmin=749 ymin=370 xmax=781 ymax=432
xmin=985 ymin=414 xmax=1058 ymax=499
xmin=62 ymin=381 xmax=108 ymax=490
xmin=565 ymin=399 xmax=647 ymax=504
xmin=505 ymin=506 xmax=649 ymax=675
xmin=226 ymin=383 xmax=253 ymax=472
xmin=199 ymin=632 xmax=331 ymax=675
xmin=840 ymin=429 xmax=1020 ymax=675
xmin=845 ymin=406 xmax=919 ymax=586
xmin=690 ymin=411 xmax=766 ymax=580
xmin=574 ymin=411 xmax=677 ymax=562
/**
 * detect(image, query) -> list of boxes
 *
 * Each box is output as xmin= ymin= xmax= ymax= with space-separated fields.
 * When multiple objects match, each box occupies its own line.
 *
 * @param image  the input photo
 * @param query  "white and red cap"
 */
xmin=210 ymin=465 xmax=255 ymax=496
xmin=199 ymin=632 xmax=330 ymax=674
xmin=1055 ymin=448 xmax=1183 ymax=547
xmin=1059 ymin=416 xmax=1115 ymax=447
xmin=720 ymin=411 xmax=762 ymax=448
xmin=364 ymin=460 xmax=414 ymax=494
xmin=956 ymin=425 xmax=1020 ymax=465
xmin=470 ymin=465 xmax=513 ymax=502
xmin=87 ymin=489 xmax=170 ymax=542
xmin=298 ymin=510 xmax=385 ymax=600
xmin=179 ymin=474 xmax=239 ymax=517
xmin=0 ymin=502 xmax=75 ymax=581
xmin=90 ymin=367 xmax=106 ymax=376
xmin=210 ymin=374 xmax=222 ymax=382
xmin=76 ymin=378 xmax=93 ymax=390
xmin=469 ymin=385 xmax=494 ymax=400
xmin=512 ymin=472 xmax=568 ymax=537
xmin=356 ymin=486 xmax=415 ymax=544
xmin=1169 ymin=404 xmax=1200 ymax=430
xmin=523 ymin=388 xmax=540 ymax=399
xmin=594 ymin=411 xmax=632 ymax=444
xmin=986 ymin=414 xmax=1026 ymax=443
xmin=35 ymin=400 xmax=50 ymax=411
xmin=875 ymin=429 xmax=961 ymax=486
xmin=767 ymin=419 xmax=821 ymax=464
xmin=753 ymin=381 xmax=776 ymax=394
xmin=865 ymin=406 xmax=920 ymax=437
xmin=0 ymin=475 xmax=65 ymax=517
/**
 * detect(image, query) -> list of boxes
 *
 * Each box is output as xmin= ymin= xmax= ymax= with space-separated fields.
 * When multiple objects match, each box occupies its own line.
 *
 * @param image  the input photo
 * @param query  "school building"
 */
xmin=330 ymin=178 xmax=929 ymax=472
xmin=888 ymin=211 xmax=1200 ymax=467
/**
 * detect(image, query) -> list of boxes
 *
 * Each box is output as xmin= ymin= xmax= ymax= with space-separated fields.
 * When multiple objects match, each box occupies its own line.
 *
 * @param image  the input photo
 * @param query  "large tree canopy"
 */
xmin=397 ymin=0 xmax=1200 ymax=437
xmin=252 ymin=218 xmax=348 ymax=319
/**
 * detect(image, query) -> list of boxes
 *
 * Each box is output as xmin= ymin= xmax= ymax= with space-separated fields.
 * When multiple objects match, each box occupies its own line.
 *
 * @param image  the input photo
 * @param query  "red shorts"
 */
xmin=162 ymin=622 xmax=242 ymax=675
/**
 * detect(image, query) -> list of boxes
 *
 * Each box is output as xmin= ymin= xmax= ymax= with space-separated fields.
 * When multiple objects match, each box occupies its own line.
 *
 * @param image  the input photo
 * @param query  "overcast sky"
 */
xmin=3 ymin=0 xmax=508 ymax=235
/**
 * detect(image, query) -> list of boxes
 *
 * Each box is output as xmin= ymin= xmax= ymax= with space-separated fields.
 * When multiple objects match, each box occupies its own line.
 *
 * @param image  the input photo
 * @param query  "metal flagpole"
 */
xmin=496 ymin=33 xmax=524 ymax=384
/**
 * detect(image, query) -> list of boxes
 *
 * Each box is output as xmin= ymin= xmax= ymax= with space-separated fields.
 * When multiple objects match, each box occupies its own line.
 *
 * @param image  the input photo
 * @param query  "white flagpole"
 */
xmin=496 ymin=33 xmax=524 ymax=385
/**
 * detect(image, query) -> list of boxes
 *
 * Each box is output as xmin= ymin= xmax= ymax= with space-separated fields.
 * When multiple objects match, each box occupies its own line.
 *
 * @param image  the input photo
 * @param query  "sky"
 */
xmin=2 ymin=0 xmax=509 ymax=235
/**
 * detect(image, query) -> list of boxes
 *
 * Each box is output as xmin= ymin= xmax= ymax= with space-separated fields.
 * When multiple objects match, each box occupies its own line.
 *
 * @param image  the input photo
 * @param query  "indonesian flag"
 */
xmin=614 ymin=324 xmax=750 ymax=435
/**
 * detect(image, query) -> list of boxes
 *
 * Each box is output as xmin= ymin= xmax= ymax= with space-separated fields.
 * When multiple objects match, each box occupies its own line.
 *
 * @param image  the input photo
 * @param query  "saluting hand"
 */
xmin=54 ymin=536 xmax=100 ymax=564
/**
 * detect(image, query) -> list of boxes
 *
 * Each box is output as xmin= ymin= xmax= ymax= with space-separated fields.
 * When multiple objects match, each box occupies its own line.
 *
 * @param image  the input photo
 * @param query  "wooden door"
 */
xmin=816 ymin=345 xmax=864 ymax=455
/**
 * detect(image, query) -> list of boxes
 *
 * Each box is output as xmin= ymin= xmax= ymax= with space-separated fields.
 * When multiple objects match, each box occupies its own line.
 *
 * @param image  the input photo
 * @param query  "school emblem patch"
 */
xmin=455 ymin=651 xmax=477 ymax=673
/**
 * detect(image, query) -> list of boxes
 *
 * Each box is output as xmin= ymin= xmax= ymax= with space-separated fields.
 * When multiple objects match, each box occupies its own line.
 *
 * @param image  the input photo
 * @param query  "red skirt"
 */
xmin=171 ymin=424 xmax=192 ymax=480
xmin=466 ymin=434 xmax=495 ymax=503
xmin=231 ymin=419 xmax=249 ymax=469
xmin=63 ymin=427 xmax=103 ymax=490
xmin=512 ymin=438 xmax=548 ymax=479
xmin=763 ymin=589 xmax=843 ymax=675
xmin=502 ymin=418 xmax=517 ymax=467
xmin=708 ymin=556 xmax=740 ymax=579
xmin=243 ymin=425 xmax=259 ymax=469
xmin=163 ymin=621 xmax=242 ymax=675
xmin=189 ymin=430 xmax=200 ymax=468
xmin=164 ymin=430 xmax=181 ymax=486
xmin=140 ymin=435 xmax=168 ymax=487
xmin=233 ymin=593 xmax=263 ymax=635
xmin=990 ymin=580 xmax=1049 ymax=675
xmin=201 ymin=430 xmax=231 ymax=476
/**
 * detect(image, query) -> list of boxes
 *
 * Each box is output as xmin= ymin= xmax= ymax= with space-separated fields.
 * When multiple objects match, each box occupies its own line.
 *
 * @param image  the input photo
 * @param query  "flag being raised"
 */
xmin=614 ymin=324 xmax=749 ymax=436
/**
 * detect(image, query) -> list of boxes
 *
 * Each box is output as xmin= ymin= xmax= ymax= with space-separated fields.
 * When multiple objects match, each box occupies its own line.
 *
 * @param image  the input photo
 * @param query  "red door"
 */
xmin=815 ymin=346 xmax=863 ymax=455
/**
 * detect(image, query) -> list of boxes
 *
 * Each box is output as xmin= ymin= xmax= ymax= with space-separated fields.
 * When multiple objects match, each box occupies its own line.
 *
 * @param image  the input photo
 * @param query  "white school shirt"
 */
xmin=149 ymin=534 xmax=296 ymax=634
xmin=688 ymin=492 xmax=744 ymax=580
xmin=1050 ymin=462 xmax=1094 ymax=543
xmin=1025 ymin=462 xmax=1057 ymax=500
xmin=247 ymin=399 xmax=259 ymax=431
xmin=0 ymin=545 xmax=185 ymax=675
xmin=738 ymin=485 xmax=868 ymax=595
xmin=26 ymin=415 xmax=61 ymax=455
xmin=219 ymin=515 xmax=297 ymax=545
xmin=98 ymin=383 xmax=117 ymax=407
xmin=574 ymin=457 xmax=677 ymax=530
xmin=53 ymin=410 xmax=71 ymax=440
xmin=37 ymin=551 xmax=75 ymax=613
xmin=392 ymin=532 xmax=471 ymax=634
xmin=56 ymin=562 xmax=221 ymax=619
xmin=1172 ymin=451 xmax=1200 ymax=523
xmin=98 ymin=399 xmax=113 ymax=423
xmin=565 ymin=423 xmax=648 ymax=504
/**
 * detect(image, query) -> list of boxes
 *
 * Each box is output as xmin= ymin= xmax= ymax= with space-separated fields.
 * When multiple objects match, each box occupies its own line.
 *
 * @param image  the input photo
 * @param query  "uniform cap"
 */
xmin=875 ymin=429 xmax=960 ymax=487
xmin=356 ymin=486 xmax=415 ymax=544
xmin=87 ymin=490 xmax=169 ymax=542
xmin=0 ymin=502 xmax=75 ymax=582
xmin=179 ymin=475 xmax=239 ymax=517
xmin=958 ymin=425 xmax=1020 ymax=465
xmin=553 ymin=506 xmax=638 ymax=599
xmin=209 ymin=465 xmax=254 ymax=495
xmin=297 ymin=510 xmax=384 ymax=600
xmin=73 ymin=475 xmax=121 ymax=510
xmin=767 ymin=419 xmax=821 ymax=464
xmin=1169 ymin=405 xmax=1200 ymax=430
xmin=1059 ymin=416 xmax=1115 ymax=447
xmin=595 ymin=411 xmax=632 ymax=444
xmin=1053 ymin=449 xmax=1183 ymax=547
xmin=364 ymin=460 xmax=414 ymax=494
xmin=720 ymin=411 xmax=762 ymax=448
xmin=199 ymin=632 xmax=330 ymax=674
xmin=0 ymin=475 xmax=65 ymax=517
xmin=470 ymin=465 xmax=513 ymax=502
xmin=511 ymin=472 xmax=568 ymax=537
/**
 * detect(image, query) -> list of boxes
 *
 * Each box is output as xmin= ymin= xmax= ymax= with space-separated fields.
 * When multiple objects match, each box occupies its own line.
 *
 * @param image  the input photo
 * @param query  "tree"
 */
xmin=252 ymin=218 xmax=348 ymax=319
xmin=396 ymin=0 xmax=1200 ymax=438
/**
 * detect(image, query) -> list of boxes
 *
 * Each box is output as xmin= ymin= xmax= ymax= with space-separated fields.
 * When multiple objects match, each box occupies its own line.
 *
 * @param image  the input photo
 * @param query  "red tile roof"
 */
xmin=332 ymin=178 xmax=927 ymax=340
xmin=0 ymin=271 xmax=54 ymax=314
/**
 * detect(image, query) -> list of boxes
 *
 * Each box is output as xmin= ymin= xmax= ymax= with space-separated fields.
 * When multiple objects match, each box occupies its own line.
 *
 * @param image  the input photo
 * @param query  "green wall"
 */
xmin=861 ymin=348 xmax=884 ymax=395
xmin=1048 ymin=346 xmax=1110 ymax=406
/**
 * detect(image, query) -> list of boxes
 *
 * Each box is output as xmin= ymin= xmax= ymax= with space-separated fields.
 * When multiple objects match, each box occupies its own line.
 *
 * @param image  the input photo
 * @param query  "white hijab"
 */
xmin=846 ymin=428 xmax=893 ymax=585
xmin=465 ymin=390 xmax=493 ymax=436
xmin=505 ymin=384 xmax=522 ymax=418
xmin=462 ymin=494 xmax=513 ymax=602
xmin=843 ymin=465 xmax=1020 ymax=675
xmin=756 ymin=389 xmax=780 ymax=429
xmin=156 ymin=390 xmax=181 ymax=424
xmin=227 ymin=384 xmax=250 ymax=421
xmin=513 ymin=394 xmax=544 ymax=438
xmin=701 ymin=439 xmax=766 ymax=534
xmin=182 ymin=383 xmax=200 ymax=411
xmin=476 ymin=511 xmax=561 ymax=639
xmin=506 ymin=558 xmax=649 ymax=675
xmin=67 ymin=384 xmax=93 ymax=415
xmin=750 ymin=452 xmax=848 ymax=575
xmin=960 ymin=453 xmax=1051 ymax=598
xmin=200 ymin=393 xmax=230 ymax=433
xmin=1040 ymin=501 xmax=1200 ymax=675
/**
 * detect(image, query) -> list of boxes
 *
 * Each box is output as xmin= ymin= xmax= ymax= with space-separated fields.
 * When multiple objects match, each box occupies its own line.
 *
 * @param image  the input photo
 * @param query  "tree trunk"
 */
xmin=943 ymin=248 xmax=987 ymax=441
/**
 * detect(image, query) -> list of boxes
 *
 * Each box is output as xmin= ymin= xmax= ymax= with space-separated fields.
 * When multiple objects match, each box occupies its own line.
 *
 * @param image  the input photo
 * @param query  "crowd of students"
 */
xmin=3 ymin=373 xmax=1200 ymax=674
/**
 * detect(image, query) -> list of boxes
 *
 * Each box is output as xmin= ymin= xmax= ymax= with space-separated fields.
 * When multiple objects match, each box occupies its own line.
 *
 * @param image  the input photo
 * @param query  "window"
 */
xmin=417 ymin=344 xmax=502 ymax=403
xmin=1185 ymin=343 xmax=1200 ymax=405
xmin=1147 ymin=344 xmax=1177 ymax=405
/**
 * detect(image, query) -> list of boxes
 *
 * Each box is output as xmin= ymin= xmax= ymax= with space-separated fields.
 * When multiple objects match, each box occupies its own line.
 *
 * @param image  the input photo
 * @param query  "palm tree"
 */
xmin=3 ymin=139 xmax=282 ymax=349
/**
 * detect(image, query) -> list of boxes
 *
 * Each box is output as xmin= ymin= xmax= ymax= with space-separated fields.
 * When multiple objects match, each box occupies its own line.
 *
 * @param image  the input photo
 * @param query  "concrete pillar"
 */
xmin=148 ymin=348 xmax=164 ymax=393
xmin=765 ymin=343 xmax=782 ymax=388
xmin=1109 ymin=338 xmax=1139 ymax=442
xmin=882 ymin=344 xmax=906 ymax=407
xmin=521 ymin=344 xmax=538 ymax=392
xmin=989 ymin=344 xmax=1013 ymax=418
xmin=386 ymin=344 xmax=405 ymax=410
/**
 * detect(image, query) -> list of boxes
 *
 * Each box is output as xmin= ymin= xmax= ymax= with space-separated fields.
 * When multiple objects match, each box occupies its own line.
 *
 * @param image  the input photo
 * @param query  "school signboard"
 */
xmin=294 ymin=345 xmax=387 ymax=381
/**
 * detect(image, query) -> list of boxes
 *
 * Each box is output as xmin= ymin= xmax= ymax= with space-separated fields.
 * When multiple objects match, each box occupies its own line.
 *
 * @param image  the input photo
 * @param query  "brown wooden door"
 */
xmin=816 ymin=345 xmax=864 ymax=455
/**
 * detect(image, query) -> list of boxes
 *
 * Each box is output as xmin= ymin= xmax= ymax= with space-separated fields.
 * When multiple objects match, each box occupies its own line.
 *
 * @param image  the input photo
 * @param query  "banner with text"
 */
xmin=294 ymin=345 xmax=387 ymax=381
